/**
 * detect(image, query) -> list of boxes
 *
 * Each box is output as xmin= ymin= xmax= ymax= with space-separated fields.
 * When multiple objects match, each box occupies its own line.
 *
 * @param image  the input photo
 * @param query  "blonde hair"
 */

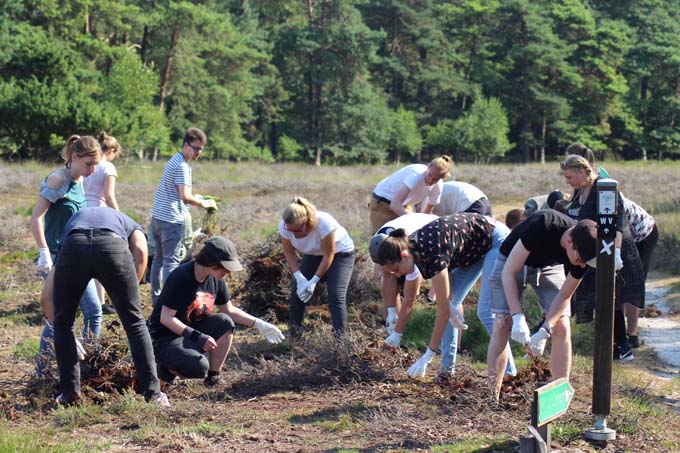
xmin=562 ymin=154 xmax=597 ymax=199
xmin=282 ymin=197 xmax=319 ymax=230
xmin=98 ymin=132 xmax=120 ymax=159
xmin=61 ymin=135 xmax=101 ymax=167
xmin=429 ymin=155 xmax=453 ymax=178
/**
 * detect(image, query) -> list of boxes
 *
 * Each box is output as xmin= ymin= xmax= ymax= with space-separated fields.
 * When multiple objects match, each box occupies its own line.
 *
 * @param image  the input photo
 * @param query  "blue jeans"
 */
xmin=289 ymin=252 xmax=355 ymax=336
xmin=36 ymin=265 xmax=100 ymax=377
xmin=150 ymin=217 xmax=183 ymax=304
xmin=52 ymin=230 xmax=161 ymax=401
xmin=440 ymin=222 xmax=517 ymax=376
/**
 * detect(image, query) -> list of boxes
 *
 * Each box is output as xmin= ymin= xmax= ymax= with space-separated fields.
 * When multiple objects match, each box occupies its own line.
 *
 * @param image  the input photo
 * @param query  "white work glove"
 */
xmin=407 ymin=347 xmax=436 ymax=379
xmin=614 ymin=247 xmax=623 ymax=271
xmin=300 ymin=275 xmax=319 ymax=303
xmin=75 ymin=338 xmax=86 ymax=361
xmin=511 ymin=314 xmax=531 ymax=345
xmin=448 ymin=303 xmax=468 ymax=331
xmin=294 ymin=271 xmax=308 ymax=297
xmin=37 ymin=248 xmax=53 ymax=272
xmin=530 ymin=327 xmax=551 ymax=356
xmin=384 ymin=331 xmax=402 ymax=348
xmin=385 ymin=307 xmax=398 ymax=335
xmin=253 ymin=318 xmax=285 ymax=344
xmin=195 ymin=194 xmax=217 ymax=211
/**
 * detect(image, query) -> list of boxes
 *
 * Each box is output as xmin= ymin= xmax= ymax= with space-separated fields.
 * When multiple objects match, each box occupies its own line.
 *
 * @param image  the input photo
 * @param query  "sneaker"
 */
xmin=101 ymin=304 xmax=117 ymax=315
xmin=148 ymin=392 xmax=170 ymax=408
xmin=204 ymin=373 xmax=223 ymax=387
xmin=55 ymin=392 xmax=82 ymax=406
xmin=627 ymin=334 xmax=641 ymax=349
xmin=614 ymin=343 xmax=634 ymax=362
xmin=156 ymin=364 xmax=176 ymax=384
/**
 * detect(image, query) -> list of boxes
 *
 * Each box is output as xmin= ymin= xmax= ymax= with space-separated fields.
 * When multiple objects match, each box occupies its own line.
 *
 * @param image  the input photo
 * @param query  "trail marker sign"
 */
xmin=535 ymin=378 xmax=575 ymax=426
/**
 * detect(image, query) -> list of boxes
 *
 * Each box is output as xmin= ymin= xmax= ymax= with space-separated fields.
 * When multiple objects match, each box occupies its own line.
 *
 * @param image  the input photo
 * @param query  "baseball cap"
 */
xmin=547 ymin=190 xmax=564 ymax=209
xmin=369 ymin=233 xmax=389 ymax=264
xmin=571 ymin=220 xmax=597 ymax=268
xmin=202 ymin=237 xmax=243 ymax=272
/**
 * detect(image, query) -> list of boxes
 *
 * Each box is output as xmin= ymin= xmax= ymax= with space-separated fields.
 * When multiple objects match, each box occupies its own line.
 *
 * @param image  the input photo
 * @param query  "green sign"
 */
xmin=536 ymin=378 xmax=575 ymax=425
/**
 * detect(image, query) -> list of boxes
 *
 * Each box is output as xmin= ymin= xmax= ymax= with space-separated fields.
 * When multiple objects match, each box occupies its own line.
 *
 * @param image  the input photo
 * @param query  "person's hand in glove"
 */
xmin=385 ymin=307 xmax=398 ymax=335
xmin=253 ymin=318 xmax=285 ymax=344
xmin=511 ymin=314 xmax=531 ymax=345
xmin=195 ymin=194 xmax=218 ymax=211
xmin=384 ymin=331 xmax=402 ymax=348
xmin=407 ymin=347 xmax=436 ymax=379
xmin=37 ymin=248 xmax=53 ymax=272
xmin=448 ymin=303 xmax=468 ymax=331
xmin=300 ymin=275 xmax=319 ymax=303
xmin=530 ymin=325 xmax=551 ymax=356
xmin=294 ymin=271 xmax=309 ymax=299
xmin=614 ymin=247 xmax=623 ymax=271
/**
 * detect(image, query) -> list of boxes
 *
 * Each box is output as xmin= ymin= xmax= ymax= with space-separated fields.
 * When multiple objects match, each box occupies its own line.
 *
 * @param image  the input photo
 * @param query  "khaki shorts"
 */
xmin=369 ymin=197 xmax=398 ymax=234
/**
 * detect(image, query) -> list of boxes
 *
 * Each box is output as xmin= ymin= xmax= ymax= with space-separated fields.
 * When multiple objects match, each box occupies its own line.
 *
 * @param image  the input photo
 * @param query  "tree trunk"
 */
xmin=159 ymin=23 xmax=181 ymax=113
xmin=140 ymin=26 xmax=150 ymax=63
xmin=540 ymin=113 xmax=546 ymax=164
xmin=314 ymin=147 xmax=321 ymax=166
xmin=395 ymin=149 xmax=401 ymax=165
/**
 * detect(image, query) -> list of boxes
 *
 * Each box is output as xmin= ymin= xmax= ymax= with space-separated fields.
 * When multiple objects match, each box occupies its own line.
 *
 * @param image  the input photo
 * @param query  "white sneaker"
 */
xmin=149 ymin=392 xmax=170 ymax=408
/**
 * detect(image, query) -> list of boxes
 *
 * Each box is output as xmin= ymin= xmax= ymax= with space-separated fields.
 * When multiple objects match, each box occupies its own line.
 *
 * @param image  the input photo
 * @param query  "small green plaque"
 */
xmin=536 ymin=378 xmax=575 ymax=425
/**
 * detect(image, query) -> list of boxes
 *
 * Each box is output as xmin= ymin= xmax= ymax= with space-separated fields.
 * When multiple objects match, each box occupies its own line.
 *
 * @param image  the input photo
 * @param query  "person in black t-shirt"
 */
xmin=486 ymin=210 xmax=597 ymax=400
xmin=148 ymin=237 xmax=284 ymax=387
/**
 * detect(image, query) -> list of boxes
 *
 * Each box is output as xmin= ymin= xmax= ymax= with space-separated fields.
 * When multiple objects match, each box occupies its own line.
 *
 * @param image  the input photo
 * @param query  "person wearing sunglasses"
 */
xmin=560 ymin=152 xmax=645 ymax=362
xmin=280 ymin=197 xmax=355 ymax=337
xmin=149 ymin=127 xmax=218 ymax=304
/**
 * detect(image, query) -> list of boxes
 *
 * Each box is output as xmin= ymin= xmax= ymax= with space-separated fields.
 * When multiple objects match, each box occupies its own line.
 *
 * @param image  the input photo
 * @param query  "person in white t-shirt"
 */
xmin=279 ymin=197 xmax=355 ymax=337
xmin=369 ymin=156 xmax=453 ymax=233
xmin=83 ymin=132 xmax=121 ymax=312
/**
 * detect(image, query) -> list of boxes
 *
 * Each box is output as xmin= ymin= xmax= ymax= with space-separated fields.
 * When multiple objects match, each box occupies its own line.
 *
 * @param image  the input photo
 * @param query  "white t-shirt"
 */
xmin=374 ymin=213 xmax=438 ymax=281
xmin=373 ymin=164 xmax=443 ymax=208
xmin=83 ymin=160 xmax=117 ymax=207
xmin=278 ymin=211 xmax=354 ymax=256
xmin=431 ymin=181 xmax=487 ymax=216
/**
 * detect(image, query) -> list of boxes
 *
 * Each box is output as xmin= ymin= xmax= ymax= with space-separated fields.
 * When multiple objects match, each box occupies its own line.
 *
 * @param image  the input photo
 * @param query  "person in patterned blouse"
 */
xmin=373 ymin=213 xmax=511 ymax=381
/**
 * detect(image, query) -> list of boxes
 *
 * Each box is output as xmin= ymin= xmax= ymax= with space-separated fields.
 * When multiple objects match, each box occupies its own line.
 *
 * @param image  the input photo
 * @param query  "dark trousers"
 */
xmin=289 ymin=252 xmax=355 ymax=336
xmin=636 ymin=224 xmax=658 ymax=278
xmin=53 ymin=231 xmax=161 ymax=401
xmin=153 ymin=313 xmax=234 ymax=378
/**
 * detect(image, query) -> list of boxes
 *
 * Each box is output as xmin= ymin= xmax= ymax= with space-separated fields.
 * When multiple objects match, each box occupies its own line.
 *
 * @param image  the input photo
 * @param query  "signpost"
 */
xmin=585 ymin=178 xmax=618 ymax=441
xmin=521 ymin=378 xmax=575 ymax=453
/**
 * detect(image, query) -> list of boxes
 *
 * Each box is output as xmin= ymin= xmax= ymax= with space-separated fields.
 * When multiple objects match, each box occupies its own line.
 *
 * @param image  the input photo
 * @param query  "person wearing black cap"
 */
xmin=148 ymin=236 xmax=284 ymax=386
xmin=486 ymin=210 xmax=597 ymax=400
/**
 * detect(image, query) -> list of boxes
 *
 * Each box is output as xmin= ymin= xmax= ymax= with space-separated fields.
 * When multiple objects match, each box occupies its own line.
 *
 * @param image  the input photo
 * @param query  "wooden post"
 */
xmin=592 ymin=179 xmax=617 ymax=415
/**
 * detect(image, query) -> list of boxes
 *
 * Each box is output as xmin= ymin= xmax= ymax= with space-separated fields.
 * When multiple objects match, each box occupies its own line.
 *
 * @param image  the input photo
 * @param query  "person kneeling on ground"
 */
xmin=486 ymin=210 xmax=597 ymax=400
xmin=148 ymin=237 xmax=284 ymax=386
xmin=44 ymin=206 xmax=169 ymax=407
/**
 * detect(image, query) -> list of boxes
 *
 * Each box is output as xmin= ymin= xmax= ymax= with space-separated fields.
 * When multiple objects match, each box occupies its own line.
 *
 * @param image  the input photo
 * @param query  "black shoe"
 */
xmin=627 ymin=334 xmax=641 ymax=349
xmin=204 ymin=373 xmax=223 ymax=387
xmin=102 ymin=304 xmax=117 ymax=315
xmin=614 ymin=343 xmax=634 ymax=362
xmin=156 ymin=364 xmax=175 ymax=384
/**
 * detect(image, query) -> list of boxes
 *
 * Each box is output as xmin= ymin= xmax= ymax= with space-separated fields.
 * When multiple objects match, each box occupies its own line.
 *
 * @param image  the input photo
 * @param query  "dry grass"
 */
xmin=0 ymin=160 xmax=679 ymax=452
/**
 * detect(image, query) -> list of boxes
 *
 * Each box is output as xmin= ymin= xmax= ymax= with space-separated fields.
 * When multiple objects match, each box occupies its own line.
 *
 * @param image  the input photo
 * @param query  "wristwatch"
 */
xmin=543 ymin=322 xmax=554 ymax=335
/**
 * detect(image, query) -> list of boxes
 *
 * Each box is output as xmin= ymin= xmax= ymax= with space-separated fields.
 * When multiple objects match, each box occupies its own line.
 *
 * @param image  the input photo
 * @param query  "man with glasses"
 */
xmin=149 ymin=127 xmax=217 ymax=304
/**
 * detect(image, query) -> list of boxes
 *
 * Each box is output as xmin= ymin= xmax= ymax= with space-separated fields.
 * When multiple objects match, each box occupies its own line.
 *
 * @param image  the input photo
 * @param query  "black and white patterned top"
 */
xmin=408 ymin=213 xmax=493 ymax=280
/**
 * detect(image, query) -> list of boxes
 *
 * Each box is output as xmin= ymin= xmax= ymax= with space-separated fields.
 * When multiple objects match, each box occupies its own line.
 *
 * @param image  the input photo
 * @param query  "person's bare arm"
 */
xmin=501 ymin=240 xmax=531 ymax=315
xmin=389 ymin=183 xmax=411 ymax=216
xmin=101 ymin=175 xmax=119 ymax=210
xmin=128 ymin=230 xmax=148 ymax=282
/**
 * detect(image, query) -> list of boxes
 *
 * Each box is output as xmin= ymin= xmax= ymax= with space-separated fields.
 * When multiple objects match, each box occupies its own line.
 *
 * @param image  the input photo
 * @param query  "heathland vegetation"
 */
xmin=3 ymin=1 xmax=680 ymax=164
xmin=0 ymin=160 xmax=679 ymax=451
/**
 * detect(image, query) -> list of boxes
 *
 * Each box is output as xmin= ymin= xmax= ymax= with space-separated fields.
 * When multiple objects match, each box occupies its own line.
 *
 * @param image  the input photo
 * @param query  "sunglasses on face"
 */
xmin=284 ymin=223 xmax=306 ymax=233
xmin=187 ymin=143 xmax=204 ymax=153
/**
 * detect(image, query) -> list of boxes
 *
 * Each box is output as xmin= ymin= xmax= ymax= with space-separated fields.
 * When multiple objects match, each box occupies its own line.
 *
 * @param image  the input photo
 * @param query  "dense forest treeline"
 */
xmin=2 ymin=0 xmax=680 ymax=164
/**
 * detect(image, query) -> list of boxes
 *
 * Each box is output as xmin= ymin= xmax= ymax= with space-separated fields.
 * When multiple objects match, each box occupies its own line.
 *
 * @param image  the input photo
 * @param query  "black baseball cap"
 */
xmin=202 ymin=237 xmax=243 ymax=272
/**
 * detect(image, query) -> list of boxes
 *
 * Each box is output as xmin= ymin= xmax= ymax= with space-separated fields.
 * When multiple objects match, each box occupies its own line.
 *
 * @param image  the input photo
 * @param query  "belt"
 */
xmin=372 ymin=192 xmax=391 ymax=204
xmin=68 ymin=228 xmax=122 ymax=239
xmin=335 ymin=251 xmax=355 ymax=257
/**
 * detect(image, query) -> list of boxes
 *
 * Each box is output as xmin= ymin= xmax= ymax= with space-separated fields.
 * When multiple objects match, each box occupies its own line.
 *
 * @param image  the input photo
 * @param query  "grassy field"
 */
xmin=0 ymin=160 xmax=679 ymax=452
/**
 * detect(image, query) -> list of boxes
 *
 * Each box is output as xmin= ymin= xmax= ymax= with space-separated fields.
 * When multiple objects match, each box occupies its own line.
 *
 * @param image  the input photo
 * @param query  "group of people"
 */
xmin=32 ymin=128 xmax=655 ymax=407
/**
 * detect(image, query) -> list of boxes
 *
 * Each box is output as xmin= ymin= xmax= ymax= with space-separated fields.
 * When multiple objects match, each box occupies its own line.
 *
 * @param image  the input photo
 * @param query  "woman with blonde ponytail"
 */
xmin=30 ymin=135 xmax=102 ymax=376
xmin=280 ymin=197 xmax=355 ymax=337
